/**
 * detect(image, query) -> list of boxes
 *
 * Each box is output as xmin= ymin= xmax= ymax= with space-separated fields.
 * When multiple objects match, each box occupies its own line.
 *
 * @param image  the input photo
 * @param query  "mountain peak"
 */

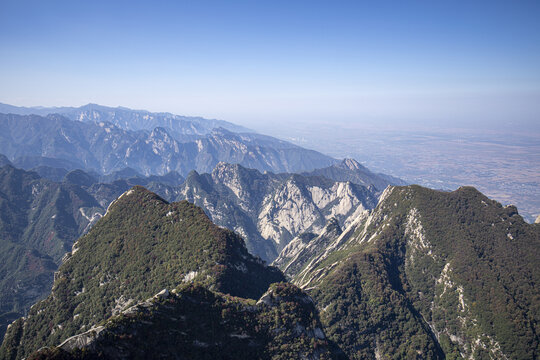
xmin=211 ymin=162 xmax=261 ymax=183
xmin=339 ymin=158 xmax=366 ymax=171
xmin=1 ymin=186 xmax=286 ymax=358
xmin=149 ymin=126 xmax=173 ymax=138
xmin=106 ymin=185 xmax=167 ymax=215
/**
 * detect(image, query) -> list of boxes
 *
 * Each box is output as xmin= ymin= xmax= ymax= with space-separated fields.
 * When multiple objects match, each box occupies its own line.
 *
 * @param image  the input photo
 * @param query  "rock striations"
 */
xmin=177 ymin=162 xmax=379 ymax=262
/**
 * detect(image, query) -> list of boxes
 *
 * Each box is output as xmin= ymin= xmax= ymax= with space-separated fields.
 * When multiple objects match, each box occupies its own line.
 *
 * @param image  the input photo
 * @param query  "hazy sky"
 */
xmin=1 ymin=0 xmax=539 ymax=130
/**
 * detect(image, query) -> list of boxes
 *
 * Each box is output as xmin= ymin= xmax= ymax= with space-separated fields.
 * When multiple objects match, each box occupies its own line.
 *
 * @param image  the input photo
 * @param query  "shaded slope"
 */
xmin=27 ymin=283 xmax=342 ymax=360
xmin=0 ymin=166 xmax=103 ymax=338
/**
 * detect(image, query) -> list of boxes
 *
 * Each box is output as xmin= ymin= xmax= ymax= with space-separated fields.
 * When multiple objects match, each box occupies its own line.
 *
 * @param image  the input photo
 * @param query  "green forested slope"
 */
xmin=2 ymin=186 xmax=337 ymax=360
xmin=287 ymin=185 xmax=540 ymax=359
xmin=25 ymin=283 xmax=342 ymax=360
xmin=0 ymin=165 xmax=102 ymax=338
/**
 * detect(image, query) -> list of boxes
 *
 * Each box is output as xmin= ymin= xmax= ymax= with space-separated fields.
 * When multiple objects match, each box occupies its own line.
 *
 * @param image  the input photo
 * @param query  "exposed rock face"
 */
xmin=273 ymin=218 xmax=345 ymax=278
xmin=58 ymin=326 xmax=106 ymax=352
xmin=278 ymin=185 xmax=540 ymax=360
xmin=177 ymin=162 xmax=379 ymax=262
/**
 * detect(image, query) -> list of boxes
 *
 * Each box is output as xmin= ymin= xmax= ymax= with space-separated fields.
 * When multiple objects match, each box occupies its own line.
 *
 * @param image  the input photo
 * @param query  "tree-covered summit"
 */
xmin=0 ymin=186 xmax=286 ymax=359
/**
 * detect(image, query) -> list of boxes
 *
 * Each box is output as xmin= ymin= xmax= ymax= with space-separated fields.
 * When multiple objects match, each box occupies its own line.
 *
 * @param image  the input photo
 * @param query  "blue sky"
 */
xmin=1 ymin=0 xmax=539 ymax=130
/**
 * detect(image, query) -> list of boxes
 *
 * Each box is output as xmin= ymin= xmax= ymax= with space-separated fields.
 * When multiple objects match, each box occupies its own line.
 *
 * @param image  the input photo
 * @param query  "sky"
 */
xmin=1 ymin=0 xmax=539 ymax=131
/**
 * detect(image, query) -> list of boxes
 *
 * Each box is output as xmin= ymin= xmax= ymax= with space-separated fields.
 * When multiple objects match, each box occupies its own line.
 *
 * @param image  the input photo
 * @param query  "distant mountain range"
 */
xmin=0 ymin=102 xmax=252 ymax=137
xmin=0 ymin=103 xmax=347 ymax=176
xmin=0 ymin=112 xmax=338 ymax=177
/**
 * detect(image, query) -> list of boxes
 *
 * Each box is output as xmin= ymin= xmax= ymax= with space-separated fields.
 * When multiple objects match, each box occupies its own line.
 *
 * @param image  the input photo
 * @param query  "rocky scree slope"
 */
xmin=0 ymin=187 xmax=342 ymax=360
xmin=278 ymin=185 xmax=540 ymax=359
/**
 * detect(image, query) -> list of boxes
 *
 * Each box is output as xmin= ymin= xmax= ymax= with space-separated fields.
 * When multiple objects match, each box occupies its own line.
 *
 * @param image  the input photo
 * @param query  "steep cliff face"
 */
xmin=1 ymin=187 xmax=342 ymax=360
xmin=279 ymin=185 xmax=540 ymax=360
xmin=177 ymin=163 xmax=379 ymax=262
xmin=273 ymin=218 xmax=345 ymax=278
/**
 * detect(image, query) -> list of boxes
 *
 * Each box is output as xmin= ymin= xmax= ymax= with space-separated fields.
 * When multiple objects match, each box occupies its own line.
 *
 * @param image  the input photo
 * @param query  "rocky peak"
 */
xmin=256 ymin=282 xmax=314 ymax=307
xmin=339 ymin=158 xmax=366 ymax=171
xmin=0 ymin=154 xmax=12 ymax=167
xmin=63 ymin=169 xmax=97 ymax=188
xmin=211 ymin=161 xmax=242 ymax=180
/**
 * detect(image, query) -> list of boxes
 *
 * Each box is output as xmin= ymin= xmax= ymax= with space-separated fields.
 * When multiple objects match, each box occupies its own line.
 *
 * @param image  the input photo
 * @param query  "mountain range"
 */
xmin=0 ymin=103 xmax=252 ymax=137
xmin=0 ymin=158 xmax=397 ymax=339
xmin=0 ymin=104 xmax=338 ymax=176
xmin=0 ymin=187 xmax=341 ymax=360
xmin=1 ymin=184 xmax=538 ymax=359
xmin=0 ymin=165 xmax=104 ymax=338
xmin=0 ymin=102 xmax=538 ymax=360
